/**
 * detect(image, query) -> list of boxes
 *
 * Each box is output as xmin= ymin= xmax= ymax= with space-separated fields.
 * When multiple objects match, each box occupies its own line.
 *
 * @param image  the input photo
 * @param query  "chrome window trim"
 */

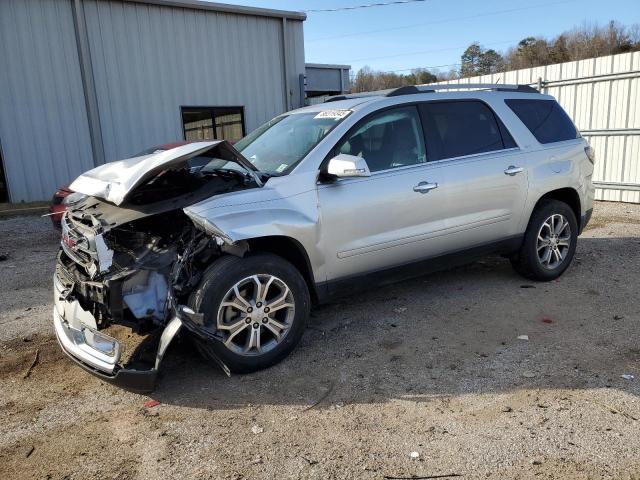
xmin=368 ymin=147 xmax=522 ymax=176
xmin=422 ymin=147 xmax=522 ymax=167
xmin=318 ymin=147 xmax=523 ymax=188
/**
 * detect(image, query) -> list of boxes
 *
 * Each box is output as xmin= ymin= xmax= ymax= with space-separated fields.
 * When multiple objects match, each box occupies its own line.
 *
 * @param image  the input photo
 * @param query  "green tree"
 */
xmin=460 ymin=43 xmax=483 ymax=77
xmin=478 ymin=49 xmax=504 ymax=75
xmin=413 ymin=69 xmax=438 ymax=84
xmin=549 ymin=34 xmax=570 ymax=63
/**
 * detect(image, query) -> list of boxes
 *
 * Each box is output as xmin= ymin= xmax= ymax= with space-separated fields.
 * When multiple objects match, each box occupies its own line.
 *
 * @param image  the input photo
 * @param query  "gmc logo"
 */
xmin=62 ymin=233 xmax=77 ymax=249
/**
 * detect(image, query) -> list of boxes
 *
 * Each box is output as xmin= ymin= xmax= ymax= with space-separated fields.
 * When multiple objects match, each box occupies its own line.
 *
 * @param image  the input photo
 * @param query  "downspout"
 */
xmin=71 ymin=0 xmax=105 ymax=167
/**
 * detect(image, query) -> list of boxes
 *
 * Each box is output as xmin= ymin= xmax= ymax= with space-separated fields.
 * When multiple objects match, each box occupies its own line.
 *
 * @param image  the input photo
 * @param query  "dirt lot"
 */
xmin=1 ymin=201 xmax=639 ymax=480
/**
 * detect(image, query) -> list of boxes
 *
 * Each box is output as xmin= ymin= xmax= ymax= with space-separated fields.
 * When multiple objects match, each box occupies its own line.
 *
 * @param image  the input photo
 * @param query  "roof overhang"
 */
xmin=121 ymin=0 xmax=306 ymax=21
xmin=305 ymin=63 xmax=351 ymax=70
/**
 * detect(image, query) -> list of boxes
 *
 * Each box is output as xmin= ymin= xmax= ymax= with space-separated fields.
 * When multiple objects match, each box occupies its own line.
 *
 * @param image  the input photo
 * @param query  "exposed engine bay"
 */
xmin=54 ymin=141 xmax=261 ymax=390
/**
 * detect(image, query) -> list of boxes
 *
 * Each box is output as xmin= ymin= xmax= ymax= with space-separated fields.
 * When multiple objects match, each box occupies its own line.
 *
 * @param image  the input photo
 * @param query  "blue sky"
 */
xmin=224 ymin=0 xmax=640 ymax=75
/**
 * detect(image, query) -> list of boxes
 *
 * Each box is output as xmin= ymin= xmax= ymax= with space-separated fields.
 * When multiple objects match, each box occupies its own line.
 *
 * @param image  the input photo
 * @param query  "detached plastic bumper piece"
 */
xmin=53 ymin=276 xmax=182 ymax=393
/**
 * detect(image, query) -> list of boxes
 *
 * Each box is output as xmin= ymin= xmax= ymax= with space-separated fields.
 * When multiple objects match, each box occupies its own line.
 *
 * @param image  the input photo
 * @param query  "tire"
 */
xmin=188 ymin=253 xmax=310 ymax=373
xmin=510 ymin=199 xmax=578 ymax=281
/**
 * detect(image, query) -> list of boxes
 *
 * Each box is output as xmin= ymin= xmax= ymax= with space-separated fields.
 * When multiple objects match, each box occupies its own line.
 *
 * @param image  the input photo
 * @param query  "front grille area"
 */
xmin=56 ymin=250 xmax=111 ymax=324
xmin=55 ymin=258 xmax=75 ymax=287
xmin=60 ymin=213 xmax=100 ymax=274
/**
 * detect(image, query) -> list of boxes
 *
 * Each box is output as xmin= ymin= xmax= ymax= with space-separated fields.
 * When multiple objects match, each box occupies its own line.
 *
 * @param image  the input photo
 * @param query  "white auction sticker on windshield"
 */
xmin=314 ymin=109 xmax=350 ymax=120
xmin=275 ymin=164 xmax=288 ymax=173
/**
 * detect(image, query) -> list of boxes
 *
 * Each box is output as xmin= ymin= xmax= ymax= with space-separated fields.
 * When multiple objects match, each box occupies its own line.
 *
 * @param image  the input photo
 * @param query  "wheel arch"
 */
xmin=245 ymin=235 xmax=319 ymax=304
xmin=533 ymin=187 xmax=582 ymax=231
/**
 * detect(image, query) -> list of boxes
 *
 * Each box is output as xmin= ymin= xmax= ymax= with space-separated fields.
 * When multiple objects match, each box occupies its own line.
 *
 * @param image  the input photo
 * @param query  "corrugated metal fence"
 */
xmin=439 ymin=51 xmax=640 ymax=203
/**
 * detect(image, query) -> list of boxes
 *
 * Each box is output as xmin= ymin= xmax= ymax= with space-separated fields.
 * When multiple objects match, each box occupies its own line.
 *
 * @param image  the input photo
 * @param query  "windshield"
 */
xmin=234 ymin=110 xmax=351 ymax=174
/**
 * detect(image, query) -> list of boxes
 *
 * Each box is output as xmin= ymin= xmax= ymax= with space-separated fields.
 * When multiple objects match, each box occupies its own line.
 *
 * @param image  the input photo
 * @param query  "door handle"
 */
xmin=504 ymin=165 xmax=524 ymax=176
xmin=413 ymin=181 xmax=438 ymax=194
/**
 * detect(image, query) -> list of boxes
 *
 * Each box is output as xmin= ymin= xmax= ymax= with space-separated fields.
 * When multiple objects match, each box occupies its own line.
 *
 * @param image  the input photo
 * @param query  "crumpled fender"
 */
xmin=184 ymin=173 xmax=325 ymax=282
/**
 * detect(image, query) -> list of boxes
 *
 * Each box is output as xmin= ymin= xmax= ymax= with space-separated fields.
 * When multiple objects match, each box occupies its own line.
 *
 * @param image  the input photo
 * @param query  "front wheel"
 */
xmin=189 ymin=253 xmax=310 ymax=373
xmin=511 ymin=199 xmax=578 ymax=281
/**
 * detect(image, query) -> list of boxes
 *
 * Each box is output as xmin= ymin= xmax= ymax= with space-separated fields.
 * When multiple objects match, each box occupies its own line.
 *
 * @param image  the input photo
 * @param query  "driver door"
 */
xmin=317 ymin=105 xmax=451 ymax=284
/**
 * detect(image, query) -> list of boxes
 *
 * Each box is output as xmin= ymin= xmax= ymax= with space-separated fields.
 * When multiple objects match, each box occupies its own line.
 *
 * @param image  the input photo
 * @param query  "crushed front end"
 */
xmin=52 ymin=141 xmax=258 ymax=392
xmin=54 ymin=209 xmax=187 ymax=392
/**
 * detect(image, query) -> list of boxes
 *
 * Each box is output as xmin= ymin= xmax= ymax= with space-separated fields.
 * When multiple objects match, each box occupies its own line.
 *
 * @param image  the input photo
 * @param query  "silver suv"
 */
xmin=54 ymin=84 xmax=594 ymax=391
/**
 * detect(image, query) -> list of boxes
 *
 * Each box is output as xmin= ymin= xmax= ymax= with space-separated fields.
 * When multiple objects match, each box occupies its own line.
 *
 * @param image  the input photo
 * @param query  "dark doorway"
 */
xmin=0 ymin=142 xmax=8 ymax=202
xmin=181 ymin=106 xmax=245 ymax=143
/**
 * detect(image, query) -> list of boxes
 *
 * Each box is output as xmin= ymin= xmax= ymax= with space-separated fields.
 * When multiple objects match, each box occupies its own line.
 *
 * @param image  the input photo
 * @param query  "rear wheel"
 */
xmin=189 ymin=253 xmax=310 ymax=373
xmin=511 ymin=199 xmax=578 ymax=281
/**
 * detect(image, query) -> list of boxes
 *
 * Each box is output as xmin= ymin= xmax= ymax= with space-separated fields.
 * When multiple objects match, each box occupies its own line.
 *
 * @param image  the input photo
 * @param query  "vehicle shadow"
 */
xmin=153 ymin=236 xmax=640 ymax=409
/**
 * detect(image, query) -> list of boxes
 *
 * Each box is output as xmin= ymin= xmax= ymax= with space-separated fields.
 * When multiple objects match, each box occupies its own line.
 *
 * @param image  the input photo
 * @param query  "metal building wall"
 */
xmin=305 ymin=63 xmax=351 ymax=96
xmin=285 ymin=19 xmax=306 ymax=110
xmin=0 ymin=0 xmax=95 ymax=203
xmin=82 ymin=0 xmax=305 ymax=162
xmin=438 ymin=52 xmax=640 ymax=203
xmin=0 ymin=0 xmax=305 ymax=202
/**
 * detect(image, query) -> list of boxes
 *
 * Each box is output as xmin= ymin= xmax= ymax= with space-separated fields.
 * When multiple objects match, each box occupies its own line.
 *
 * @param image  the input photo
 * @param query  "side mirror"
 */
xmin=326 ymin=154 xmax=371 ymax=178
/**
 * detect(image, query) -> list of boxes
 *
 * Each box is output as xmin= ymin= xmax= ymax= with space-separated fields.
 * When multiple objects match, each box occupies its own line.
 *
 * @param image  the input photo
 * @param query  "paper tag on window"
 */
xmin=314 ymin=109 xmax=350 ymax=120
xmin=276 ymin=164 xmax=288 ymax=173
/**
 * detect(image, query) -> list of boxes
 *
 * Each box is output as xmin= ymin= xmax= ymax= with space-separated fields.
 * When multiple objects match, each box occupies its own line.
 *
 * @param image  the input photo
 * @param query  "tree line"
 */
xmin=351 ymin=20 xmax=640 ymax=92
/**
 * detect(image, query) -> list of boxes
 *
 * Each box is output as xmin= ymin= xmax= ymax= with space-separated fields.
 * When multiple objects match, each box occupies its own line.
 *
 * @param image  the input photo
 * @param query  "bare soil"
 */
xmin=1 ymin=201 xmax=639 ymax=480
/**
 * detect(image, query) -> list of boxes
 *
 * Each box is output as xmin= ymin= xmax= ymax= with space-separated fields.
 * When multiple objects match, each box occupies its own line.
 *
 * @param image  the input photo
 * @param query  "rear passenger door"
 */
xmin=419 ymin=100 xmax=528 ymax=251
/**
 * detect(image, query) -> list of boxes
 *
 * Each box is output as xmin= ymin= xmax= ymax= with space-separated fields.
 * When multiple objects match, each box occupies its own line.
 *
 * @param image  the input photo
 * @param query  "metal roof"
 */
xmin=305 ymin=63 xmax=351 ymax=70
xmin=122 ymin=0 xmax=306 ymax=20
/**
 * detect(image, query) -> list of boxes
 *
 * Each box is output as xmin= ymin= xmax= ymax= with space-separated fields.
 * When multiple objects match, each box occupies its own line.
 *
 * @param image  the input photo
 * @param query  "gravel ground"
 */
xmin=1 ymin=201 xmax=639 ymax=480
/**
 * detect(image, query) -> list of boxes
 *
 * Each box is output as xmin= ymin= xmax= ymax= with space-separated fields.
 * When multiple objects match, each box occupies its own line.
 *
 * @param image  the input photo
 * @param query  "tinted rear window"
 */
xmin=505 ymin=99 xmax=579 ymax=144
xmin=420 ymin=101 xmax=514 ymax=161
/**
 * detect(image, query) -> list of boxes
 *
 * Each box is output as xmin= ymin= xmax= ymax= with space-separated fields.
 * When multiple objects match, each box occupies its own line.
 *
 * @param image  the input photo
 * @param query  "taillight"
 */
xmin=584 ymin=145 xmax=595 ymax=164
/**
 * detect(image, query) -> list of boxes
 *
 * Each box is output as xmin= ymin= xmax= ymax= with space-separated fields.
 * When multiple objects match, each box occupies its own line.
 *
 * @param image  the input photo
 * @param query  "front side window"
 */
xmin=337 ymin=106 xmax=426 ymax=172
xmin=505 ymin=99 xmax=579 ymax=144
xmin=234 ymin=110 xmax=350 ymax=175
xmin=420 ymin=101 xmax=510 ymax=161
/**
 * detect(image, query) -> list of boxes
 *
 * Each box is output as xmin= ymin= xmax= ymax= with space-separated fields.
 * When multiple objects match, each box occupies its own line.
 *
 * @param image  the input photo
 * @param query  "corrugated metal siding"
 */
xmin=0 ymin=0 xmax=305 ymax=201
xmin=83 ymin=0 xmax=296 ymax=162
xmin=285 ymin=19 xmax=306 ymax=110
xmin=0 ymin=0 xmax=94 ymax=202
xmin=306 ymin=66 xmax=347 ymax=93
xmin=438 ymin=51 xmax=640 ymax=203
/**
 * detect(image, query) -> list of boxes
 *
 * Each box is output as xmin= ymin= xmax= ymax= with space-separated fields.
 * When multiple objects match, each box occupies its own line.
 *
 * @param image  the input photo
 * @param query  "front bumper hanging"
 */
xmin=53 ymin=276 xmax=182 ymax=393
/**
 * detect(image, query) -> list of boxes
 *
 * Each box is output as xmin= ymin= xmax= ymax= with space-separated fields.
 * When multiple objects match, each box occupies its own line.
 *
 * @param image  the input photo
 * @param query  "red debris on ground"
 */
xmin=542 ymin=317 xmax=553 ymax=324
xmin=143 ymin=400 xmax=160 ymax=408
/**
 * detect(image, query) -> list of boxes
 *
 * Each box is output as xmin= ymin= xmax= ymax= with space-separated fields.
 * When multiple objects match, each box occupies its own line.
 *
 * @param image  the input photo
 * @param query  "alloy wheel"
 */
xmin=216 ymin=274 xmax=295 ymax=355
xmin=536 ymin=213 xmax=572 ymax=270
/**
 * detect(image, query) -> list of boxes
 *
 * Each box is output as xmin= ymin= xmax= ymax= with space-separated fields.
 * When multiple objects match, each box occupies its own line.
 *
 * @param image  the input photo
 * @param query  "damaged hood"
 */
xmin=69 ymin=141 xmax=260 ymax=206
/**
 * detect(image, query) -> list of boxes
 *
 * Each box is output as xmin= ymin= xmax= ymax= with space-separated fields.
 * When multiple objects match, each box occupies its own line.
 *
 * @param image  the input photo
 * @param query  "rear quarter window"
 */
xmin=419 ymin=100 xmax=515 ymax=161
xmin=505 ymin=99 xmax=580 ymax=144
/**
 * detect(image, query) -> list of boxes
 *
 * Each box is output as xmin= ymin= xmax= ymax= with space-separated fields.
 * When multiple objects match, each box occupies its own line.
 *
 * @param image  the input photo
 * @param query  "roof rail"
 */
xmin=323 ymin=90 xmax=393 ymax=102
xmin=323 ymin=83 xmax=538 ymax=102
xmin=419 ymin=83 xmax=539 ymax=93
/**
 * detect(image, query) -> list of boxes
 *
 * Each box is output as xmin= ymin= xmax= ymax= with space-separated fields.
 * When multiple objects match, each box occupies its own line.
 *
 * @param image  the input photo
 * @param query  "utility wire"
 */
xmin=307 ymin=0 xmax=575 ymax=42
xmin=305 ymin=0 xmax=427 ymax=13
